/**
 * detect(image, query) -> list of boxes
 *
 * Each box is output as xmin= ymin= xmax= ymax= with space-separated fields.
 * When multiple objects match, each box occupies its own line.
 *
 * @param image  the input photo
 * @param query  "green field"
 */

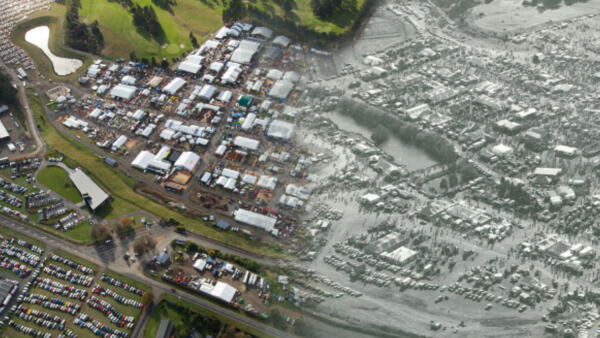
xmin=11 ymin=6 xmax=92 ymax=81
xmin=36 ymin=166 xmax=83 ymax=203
xmin=78 ymin=0 xmax=224 ymax=60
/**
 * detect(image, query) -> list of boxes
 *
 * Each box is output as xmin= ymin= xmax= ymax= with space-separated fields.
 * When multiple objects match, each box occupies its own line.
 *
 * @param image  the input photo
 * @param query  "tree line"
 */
xmin=311 ymin=0 xmax=357 ymax=19
xmin=65 ymin=0 xmax=104 ymax=53
xmin=0 ymin=72 xmax=17 ymax=106
xmin=337 ymin=97 xmax=459 ymax=163
xmin=132 ymin=5 xmax=164 ymax=40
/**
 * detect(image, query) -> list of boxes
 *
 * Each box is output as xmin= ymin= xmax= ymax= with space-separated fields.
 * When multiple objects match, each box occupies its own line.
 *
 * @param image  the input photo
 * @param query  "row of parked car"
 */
xmin=20 ymin=293 xmax=81 ymax=315
xmin=87 ymin=296 xmax=136 ymax=328
xmin=0 ymin=178 xmax=28 ymax=194
xmin=13 ymin=303 xmax=66 ymax=331
xmin=100 ymin=273 xmax=145 ymax=296
xmin=74 ymin=313 xmax=129 ymax=338
xmin=50 ymin=254 xmax=94 ymax=275
xmin=0 ymin=242 xmax=41 ymax=267
xmin=44 ymin=264 xmax=94 ymax=287
xmin=7 ymin=319 xmax=52 ymax=338
xmin=9 ymin=238 xmax=44 ymax=255
xmin=0 ymin=257 xmax=31 ymax=278
xmin=0 ymin=190 xmax=22 ymax=208
xmin=26 ymin=191 xmax=59 ymax=209
xmin=92 ymin=284 xmax=142 ymax=308
xmin=34 ymin=277 xmax=88 ymax=300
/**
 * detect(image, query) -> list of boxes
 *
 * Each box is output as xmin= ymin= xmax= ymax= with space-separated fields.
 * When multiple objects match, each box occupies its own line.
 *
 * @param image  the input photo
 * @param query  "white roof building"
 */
xmin=241 ymin=113 xmax=256 ymax=130
xmin=199 ymin=281 xmax=237 ymax=303
xmin=491 ymin=144 xmax=513 ymax=157
xmin=381 ymin=246 xmax=418 ymax=265
xmin=69 ymin=168 xmax=109 ymax=211
xmin=251 ymin=26 xmax=273 ymax=39
xmin=233 ymin=136 xmax=260 ymax=151
xmin=221 ymin=168 xmax=240 ymax=179
xmin=0 ymin=121 xmax=8 ymax=139
xmin=199 ymin=84 xmax=217 ymax=101
xmin=111 ymin=135 xmax=128 ymax=151
xmin=163 ymin=77 xmax=186 ymax=95
xmin=272 ymin=35 xmax=290 ymax=48
xmin=221 ymin=64 xmax=242 ymax=84
xmin=217 ymin=90 xmax=232 ymax=102
xmin=132 ymin=109 xmax=145 ymax=121
xmin=230 ymin=40 xmax=261 ymax=64
xmin=257 ymin=175 xmax=277 ymax=190
xmin=555 ymin=145 xmax=578 ymax=156
xmin=131 ymin=146 xmax=172 ymax=173
xmin=110 ymin=84 xmax=137 ymax=100
xmin=268 ymin=79 xmax=294 ymax=101
xmin=121 ymin=75 xmax=136 ymax=85
xmin=267 ymin=120 xmax=295 ymax=140
xmin=174 ymin=151 xmax=200 ymax=172
xmin=177 ymin=61 xmax=202 ymax=74
xmin=62 ymin=116 xmax=88 ymax=129
xmin=233 ymin=208 xmax=277 ymax=231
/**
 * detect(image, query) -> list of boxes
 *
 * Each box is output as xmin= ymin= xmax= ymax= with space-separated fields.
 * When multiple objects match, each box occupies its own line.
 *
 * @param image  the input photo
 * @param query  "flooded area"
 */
xmin=328 ymin=111 xmax=437 ymax=171
xmin=24 ymin=25 xmax=82 ymax=76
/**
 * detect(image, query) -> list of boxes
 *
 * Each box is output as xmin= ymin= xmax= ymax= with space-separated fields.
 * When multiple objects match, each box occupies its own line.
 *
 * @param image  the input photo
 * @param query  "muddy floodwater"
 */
xmin=25 ymin=26 xmax=83 ymax=76
xmin=328 ymin=111 xmax=437 ymax=171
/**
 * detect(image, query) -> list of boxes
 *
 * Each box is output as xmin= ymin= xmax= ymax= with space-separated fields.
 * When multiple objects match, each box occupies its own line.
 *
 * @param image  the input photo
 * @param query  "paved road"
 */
xmin=0 ymin=214 xmax=294 ymax=338
xmin=0 ymin=60 xmax=45 ymax=160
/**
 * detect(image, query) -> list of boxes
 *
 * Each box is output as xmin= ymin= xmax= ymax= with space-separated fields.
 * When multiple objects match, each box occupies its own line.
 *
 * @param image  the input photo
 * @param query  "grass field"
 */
xmin=78 ymin=0 xmax=224 ymax=60
xmin=36 ymin=166 xmax=83 ymax=203
xmin=11 ymin=5 xmax=92 ymax=81
xmin=27 ymin=89 xmax=283 ymax=257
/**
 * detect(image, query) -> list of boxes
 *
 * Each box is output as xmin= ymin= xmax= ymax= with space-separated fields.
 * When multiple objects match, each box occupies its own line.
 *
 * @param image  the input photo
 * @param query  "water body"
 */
xmin=328 ymin=111 xmax=437 ymax=171
xmin=25 ymin=26 xmax=83 ymax=76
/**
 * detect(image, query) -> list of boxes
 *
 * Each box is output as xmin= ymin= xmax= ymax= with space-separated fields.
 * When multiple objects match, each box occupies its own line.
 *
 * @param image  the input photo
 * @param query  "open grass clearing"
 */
xmin=36 ymin=166 xmax=82 ymax=203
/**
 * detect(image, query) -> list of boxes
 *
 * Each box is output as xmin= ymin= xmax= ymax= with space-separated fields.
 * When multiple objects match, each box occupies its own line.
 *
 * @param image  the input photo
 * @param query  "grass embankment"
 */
xmin=11 ymin=5 xmax=92 ymax=82
xmin=36 ymin=166 xmax=82 ymax=203
xmin=27 ymin=89 xmax=283 ymax=257
xmin=143 ymin=294 xmax=269 ymax=338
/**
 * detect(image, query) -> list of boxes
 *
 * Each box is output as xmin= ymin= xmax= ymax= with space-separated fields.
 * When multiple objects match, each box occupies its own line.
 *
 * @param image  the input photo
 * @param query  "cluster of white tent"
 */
xmin=159 ymin=119 xmax=214 ymax=146
xmin=131 ymin=145 xmax=201 ymax=173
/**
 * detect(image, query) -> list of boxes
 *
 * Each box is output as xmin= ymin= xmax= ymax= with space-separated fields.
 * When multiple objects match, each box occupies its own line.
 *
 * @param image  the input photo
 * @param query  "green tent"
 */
xmin=238 ymin=94 xmax=254 ymax=108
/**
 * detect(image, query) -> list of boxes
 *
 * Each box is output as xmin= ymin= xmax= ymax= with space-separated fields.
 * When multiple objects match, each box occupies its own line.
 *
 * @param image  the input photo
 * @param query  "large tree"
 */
xmin=222 ymin=0 xmax=245 ymax=23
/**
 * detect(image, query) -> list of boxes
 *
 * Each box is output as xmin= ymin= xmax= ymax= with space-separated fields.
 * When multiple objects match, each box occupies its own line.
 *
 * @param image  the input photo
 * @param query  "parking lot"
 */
xmin=2 ymin=248 xmax=149 ymax=338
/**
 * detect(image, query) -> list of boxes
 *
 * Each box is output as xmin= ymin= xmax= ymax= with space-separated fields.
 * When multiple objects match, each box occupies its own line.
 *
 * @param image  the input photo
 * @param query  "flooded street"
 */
xmin=25 ymin=25 xmax=82 ymax=76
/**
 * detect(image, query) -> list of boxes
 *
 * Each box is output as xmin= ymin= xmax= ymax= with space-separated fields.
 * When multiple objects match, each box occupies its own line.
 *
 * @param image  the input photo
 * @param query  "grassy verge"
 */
xmin=27 ymin=89 xmax=284 ymax=257
xmin=11 ymin=4 xmax=92 ymax=82
xmin=144 ymin=294 xmax=270 ymax=338
xmin=36 ymin=166 xmax=82 ymax=203
xmin=0 ymin=225 xmax=45 ymax=249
